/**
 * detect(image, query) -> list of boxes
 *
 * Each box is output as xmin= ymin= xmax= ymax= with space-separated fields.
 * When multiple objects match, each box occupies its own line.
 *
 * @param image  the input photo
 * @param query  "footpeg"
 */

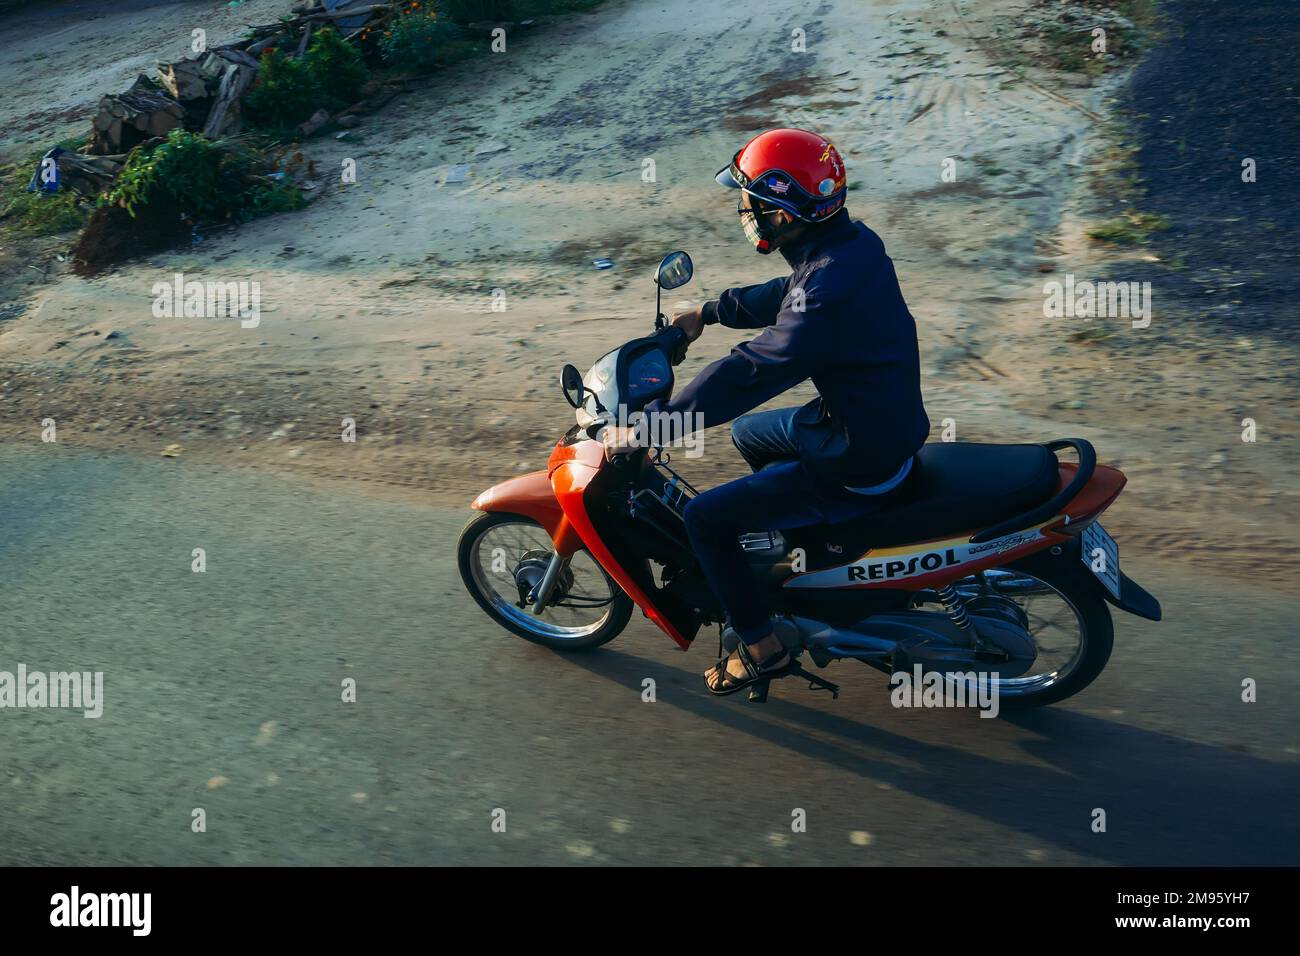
xmin=790 ymin=661 xmax=840 ymax=699
xmin=747 ymin=679 xmax=770 ymax=704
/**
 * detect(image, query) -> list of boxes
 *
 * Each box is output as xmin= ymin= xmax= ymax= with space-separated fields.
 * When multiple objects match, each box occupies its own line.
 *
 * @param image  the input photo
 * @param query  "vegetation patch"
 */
xmin=1040 ymin=0 xmax=1159 ymax=76
xmin=1087 ymin=208 xmax=1170 ymax=246
xmin=245 ymin=27 xmax=370 ymax=134
xmin=982 ymin=1 xmax=1162 ymax=81
xmin=0 ymin=170 xmax=87 ymax=238
xmin=71 ymin=130 xmax=304 ymax=275
xmin=380 ymin=5 xmax=469 ymax=74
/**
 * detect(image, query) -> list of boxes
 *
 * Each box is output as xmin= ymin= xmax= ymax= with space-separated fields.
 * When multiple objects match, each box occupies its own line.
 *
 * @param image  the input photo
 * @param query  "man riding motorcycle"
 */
xmin=603 ymin=128 xmax=931 ymax=696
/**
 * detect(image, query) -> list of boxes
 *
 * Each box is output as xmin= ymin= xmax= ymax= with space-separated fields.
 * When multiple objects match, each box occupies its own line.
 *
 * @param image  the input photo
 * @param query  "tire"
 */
xmin=456 ymin=510 xmax=633 ymax=652
xmin=992 ymin=552 xmax=1115 ymax=710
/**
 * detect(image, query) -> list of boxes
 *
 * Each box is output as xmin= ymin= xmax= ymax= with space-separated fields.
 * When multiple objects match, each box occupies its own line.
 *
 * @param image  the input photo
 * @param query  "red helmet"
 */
xmin=716 ymin=128 xmax=848 ymax=223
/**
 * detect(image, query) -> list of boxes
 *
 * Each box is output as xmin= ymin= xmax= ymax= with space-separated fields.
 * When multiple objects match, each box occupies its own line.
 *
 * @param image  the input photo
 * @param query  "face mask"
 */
xmin=738 ymin=200 xmax=781 ymax=255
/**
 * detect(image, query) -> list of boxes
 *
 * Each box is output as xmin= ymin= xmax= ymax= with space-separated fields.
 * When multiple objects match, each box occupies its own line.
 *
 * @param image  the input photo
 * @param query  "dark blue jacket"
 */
xmin=647 ymin=210 xmax=929 ymax=486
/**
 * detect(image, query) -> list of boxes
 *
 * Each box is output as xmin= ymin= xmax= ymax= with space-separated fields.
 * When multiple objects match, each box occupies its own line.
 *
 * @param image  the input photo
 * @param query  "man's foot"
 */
xmin=704 ymin=632 xmax=791 ymax=694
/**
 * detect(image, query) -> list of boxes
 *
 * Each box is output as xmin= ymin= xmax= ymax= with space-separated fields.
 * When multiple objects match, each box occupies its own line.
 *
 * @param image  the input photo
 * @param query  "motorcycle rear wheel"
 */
xmin=457 ymin=511 xmax=633 ymax=651
xmin=913 ymin=553 xmax=1114 ymax=709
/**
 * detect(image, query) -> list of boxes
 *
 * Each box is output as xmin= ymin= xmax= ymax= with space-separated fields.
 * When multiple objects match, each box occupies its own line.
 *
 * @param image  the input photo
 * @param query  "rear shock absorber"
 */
xmin=936 ymin=583 xmax=1012 ymax=659
xmin=936 ymin=583 xmax=983 ymax=648
xmin=935 ymin=583 xmax=969 ymax=628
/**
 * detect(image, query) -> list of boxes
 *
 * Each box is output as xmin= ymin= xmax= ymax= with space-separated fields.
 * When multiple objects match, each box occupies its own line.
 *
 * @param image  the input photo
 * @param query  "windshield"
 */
xmin=578 ymin=348 xmax=619 ymax=425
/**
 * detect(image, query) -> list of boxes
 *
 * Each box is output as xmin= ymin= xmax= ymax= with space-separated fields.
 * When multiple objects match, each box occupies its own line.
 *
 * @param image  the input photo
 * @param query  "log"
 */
xmin=213 ymin=48 xmax=261 ymax=70
xmin=297 ymin=108 xmax=331 ymax=137
xmin=87 ymin=86 xmax=184 ymax=154
xmin=202 ymin=61 xmax=257 ymax=139
xmin=157 ymin=59 xmax=211 ymax=101
xmin=149 ymin=110 xmax=177 ymax=136
xmin=54 ymin=152 xmax=124 ymax=196
xmin=247 ymin=32 xmax=287 ymax=55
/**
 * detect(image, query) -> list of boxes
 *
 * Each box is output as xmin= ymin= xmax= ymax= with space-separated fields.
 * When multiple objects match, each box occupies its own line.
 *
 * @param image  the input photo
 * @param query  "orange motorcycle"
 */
xmin=458 ymin=252 xmax=1161 ymax=707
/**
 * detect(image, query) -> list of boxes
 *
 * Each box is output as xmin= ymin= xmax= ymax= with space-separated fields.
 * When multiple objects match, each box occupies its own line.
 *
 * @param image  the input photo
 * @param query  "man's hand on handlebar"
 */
xmin=672 ymin=307 xmax=705 ymax=343
xmin=601 ymin=425 xmax=642 ymax=462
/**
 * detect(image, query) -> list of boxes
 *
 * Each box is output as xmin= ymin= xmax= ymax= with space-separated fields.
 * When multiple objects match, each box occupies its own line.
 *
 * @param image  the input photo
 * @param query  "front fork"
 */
xmin=528 ymin=553 xmax=571 ymax=613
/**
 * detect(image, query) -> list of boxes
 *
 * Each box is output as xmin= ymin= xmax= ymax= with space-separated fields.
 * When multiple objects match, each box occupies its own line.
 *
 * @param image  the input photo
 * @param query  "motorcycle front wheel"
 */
xmin=457 ymin=511 xmax=633 ymax=651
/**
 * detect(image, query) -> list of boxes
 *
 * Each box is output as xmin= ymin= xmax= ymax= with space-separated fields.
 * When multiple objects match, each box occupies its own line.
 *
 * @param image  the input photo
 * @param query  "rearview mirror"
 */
xmin=654 ymin=251 xmax=693 ymax=291
xmin=560 ymin=364 xmax=585 ymax=409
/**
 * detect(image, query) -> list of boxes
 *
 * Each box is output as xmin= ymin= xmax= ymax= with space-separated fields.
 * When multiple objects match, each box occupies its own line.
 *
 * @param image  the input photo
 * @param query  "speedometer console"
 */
xmin=576 ymin=331 xmax=681 ymax=425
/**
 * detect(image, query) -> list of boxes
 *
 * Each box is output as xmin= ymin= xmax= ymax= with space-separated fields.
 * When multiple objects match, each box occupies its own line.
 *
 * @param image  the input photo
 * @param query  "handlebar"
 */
xmin=658 ymin=325 xmax=689 ymax=366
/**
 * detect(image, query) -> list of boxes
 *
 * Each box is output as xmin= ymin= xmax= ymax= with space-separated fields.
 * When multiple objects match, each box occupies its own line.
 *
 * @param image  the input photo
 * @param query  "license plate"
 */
xmin=1082 ymin=523 xmax=1121 ymax=599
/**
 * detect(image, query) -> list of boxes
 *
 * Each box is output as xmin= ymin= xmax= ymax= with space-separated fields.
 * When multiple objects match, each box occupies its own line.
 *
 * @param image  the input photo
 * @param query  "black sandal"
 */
xmin=704 ymin=641 xmax=795 ymax=697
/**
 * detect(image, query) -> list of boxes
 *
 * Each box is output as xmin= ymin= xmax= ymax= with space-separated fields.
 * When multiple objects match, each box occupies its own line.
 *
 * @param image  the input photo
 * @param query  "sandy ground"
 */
xmin=0 ymin=0 xmax=1296 ymax=589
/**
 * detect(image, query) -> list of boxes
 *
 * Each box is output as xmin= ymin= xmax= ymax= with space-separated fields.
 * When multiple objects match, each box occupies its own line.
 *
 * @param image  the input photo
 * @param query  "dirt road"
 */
xmin=2 ymin=444 xmax=1297 ymax=866
xmin=3 ymin=0 xmax=1293 ymax=587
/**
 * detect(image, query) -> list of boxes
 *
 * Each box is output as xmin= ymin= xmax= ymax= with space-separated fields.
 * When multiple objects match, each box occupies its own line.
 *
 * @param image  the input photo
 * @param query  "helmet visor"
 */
xmin=715 ymin=148 xmax=748 ymax=189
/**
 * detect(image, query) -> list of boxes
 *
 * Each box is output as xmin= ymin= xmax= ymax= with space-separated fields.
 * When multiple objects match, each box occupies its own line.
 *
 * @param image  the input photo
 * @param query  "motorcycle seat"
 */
xmin=784 ymin=442 xmax=1060 ymax=564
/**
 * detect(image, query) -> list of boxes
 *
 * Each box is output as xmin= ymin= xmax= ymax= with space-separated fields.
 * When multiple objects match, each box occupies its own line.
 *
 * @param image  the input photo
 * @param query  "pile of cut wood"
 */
xmin=61 ymin=2 xmax=402 ymax=192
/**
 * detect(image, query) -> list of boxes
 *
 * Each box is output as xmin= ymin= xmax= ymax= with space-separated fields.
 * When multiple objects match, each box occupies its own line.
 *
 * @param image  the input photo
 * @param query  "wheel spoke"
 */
xmin=467 ymin=519 xmax=617 ymax=640
xmin=924 ymin=571 xmax=1088 ymax=697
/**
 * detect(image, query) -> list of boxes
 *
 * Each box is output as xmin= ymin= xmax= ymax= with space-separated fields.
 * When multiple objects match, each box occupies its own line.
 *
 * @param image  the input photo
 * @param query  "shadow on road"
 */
xmin=560 ymin=647 xmax=1297 ymax=865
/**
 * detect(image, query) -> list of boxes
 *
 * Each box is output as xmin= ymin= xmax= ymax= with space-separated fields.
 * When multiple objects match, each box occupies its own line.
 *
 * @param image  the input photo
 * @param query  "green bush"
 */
xmin=381 ymin=7 xmax=465 ymax=73
xmin=245 ymin=28 xmax=370 ymax=133
xmin=1087 ymin=209 xmax=1171 ymax=246
xmin=105 ymin=129 xmax=223 ymax=219
xmin=102 ymin=129 xmax=304 ymax=225
xmin=306 ymin=26 xmax=369 ymax=106
xmin=245 ymin=49 xmax=321 ymax=133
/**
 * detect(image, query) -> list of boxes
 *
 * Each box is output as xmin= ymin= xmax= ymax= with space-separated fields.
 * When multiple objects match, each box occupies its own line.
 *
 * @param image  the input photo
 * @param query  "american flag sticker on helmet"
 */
xmin=769 ymin=178 xmax=790 ymax=194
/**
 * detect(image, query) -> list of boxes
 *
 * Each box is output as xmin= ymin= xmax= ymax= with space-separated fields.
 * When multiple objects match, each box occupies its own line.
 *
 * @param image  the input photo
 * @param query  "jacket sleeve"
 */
xmin=703 ymin=276 xmax=789 ymax=329
xmin=648 ymin=284 xmax=835 ymax=432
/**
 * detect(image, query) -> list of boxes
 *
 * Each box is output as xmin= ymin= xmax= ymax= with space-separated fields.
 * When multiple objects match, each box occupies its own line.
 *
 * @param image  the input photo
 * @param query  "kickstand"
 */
xmin=747 ymin=679 xmax=770 ymax=704
xmin=789 ymin=661 xmax=840 ymax=699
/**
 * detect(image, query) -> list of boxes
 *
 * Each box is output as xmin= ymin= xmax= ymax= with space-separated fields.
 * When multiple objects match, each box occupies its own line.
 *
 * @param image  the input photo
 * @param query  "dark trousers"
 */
xmin=682 ymin=407 xmax=902 ymax=645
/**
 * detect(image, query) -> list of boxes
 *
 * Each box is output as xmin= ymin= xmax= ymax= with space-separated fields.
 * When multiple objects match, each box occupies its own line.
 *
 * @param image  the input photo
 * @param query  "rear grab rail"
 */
xmin=968 ymin=438 xmax=1097 ymax=543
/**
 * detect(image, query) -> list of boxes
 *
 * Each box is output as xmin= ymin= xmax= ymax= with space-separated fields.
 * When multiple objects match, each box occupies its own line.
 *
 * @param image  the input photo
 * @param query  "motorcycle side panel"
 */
xmin=781 ymin=464 xmax=1129 ymax=594
xmin=549 ymin=441 xmax=696 ymax=648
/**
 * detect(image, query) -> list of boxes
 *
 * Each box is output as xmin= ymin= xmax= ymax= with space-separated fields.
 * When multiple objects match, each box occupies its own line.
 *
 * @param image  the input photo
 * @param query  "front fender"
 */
xmin=471 ymin=471 xmax=584 ymax=556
